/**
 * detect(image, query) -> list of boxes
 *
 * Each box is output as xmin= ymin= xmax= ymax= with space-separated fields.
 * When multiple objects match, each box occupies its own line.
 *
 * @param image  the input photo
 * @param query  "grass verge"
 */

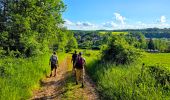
xmin=0 ymin=52 xmax=66 ymax=100
xmin=85 ymin=51 xmax=170 ymax=99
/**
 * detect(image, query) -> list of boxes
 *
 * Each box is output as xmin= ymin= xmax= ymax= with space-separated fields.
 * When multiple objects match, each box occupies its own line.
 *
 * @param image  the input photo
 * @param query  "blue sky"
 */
xmin=63 ymin=0 xmax=170 ymax=30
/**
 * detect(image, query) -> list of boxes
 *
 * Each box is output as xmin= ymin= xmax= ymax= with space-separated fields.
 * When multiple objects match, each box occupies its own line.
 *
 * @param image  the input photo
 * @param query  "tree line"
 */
xmin=73 ymin=30 xmax=170 ymax=53
xmin=98 ymin=28 xmax=170 ymax=38
xmin=0 ymin=0 xmax=77 ymax=57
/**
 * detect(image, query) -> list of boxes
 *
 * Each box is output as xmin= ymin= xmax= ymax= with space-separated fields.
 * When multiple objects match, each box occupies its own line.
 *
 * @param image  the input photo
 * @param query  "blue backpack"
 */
xmin=51 ymin=55 xmax=57 ymax=65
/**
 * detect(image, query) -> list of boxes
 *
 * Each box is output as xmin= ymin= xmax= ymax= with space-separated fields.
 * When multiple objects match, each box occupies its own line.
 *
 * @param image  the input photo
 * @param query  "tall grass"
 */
xmin=85 ymin=51 xmax=170 ymax=99
xmin=0 ymin=52 xmax=66 ymax=100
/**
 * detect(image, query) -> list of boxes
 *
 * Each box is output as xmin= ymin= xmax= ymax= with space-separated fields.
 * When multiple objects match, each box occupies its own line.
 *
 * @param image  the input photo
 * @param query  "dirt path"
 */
xmin=31 ymin=56 xmax=99 ymax=100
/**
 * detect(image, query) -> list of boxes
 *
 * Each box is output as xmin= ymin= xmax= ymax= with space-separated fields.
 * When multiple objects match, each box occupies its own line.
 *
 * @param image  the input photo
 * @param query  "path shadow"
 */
xmin=32 ymin=71 xmax=75 ymax=100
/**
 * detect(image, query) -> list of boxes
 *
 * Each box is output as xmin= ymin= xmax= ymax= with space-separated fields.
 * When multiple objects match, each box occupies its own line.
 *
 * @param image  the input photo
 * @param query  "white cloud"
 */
xmin=64 ymin=17 xmax=170 ymax=30
xmin=64 ymin=20 xmax=97 ymax=30
xmin=76 ymin=22 xmax=94 ymax=27
xmin=114 ymin=13 xmax=126 ymax=24
xmin=64 ymin=19 xmax=74 ymax=25
xmin=76 ymin=22 xmax=82 ymax=26
xmin=103 ymin=21 xmax=117 ymax=28
xmin=160 ymin=16 xmax=166 ymax=23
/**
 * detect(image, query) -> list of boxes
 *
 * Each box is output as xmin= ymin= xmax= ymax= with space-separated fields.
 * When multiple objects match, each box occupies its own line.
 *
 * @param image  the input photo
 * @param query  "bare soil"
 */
xmin=31 ymin=56 xmax=99 ymax=100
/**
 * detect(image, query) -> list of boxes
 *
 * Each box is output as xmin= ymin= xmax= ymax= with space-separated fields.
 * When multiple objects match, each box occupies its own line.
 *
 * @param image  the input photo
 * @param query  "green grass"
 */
xmin=99 ymin=31 xmax=128 ymax=35
xmin=111 ymin=32 xmax=128 ymax=35
xmin=85 ymin=52 xmax=170 ymax=99
xmin=142 ymin=53 xmax=170 ymax=70
xmin=0 ymin=52 xmax=66 ymax=100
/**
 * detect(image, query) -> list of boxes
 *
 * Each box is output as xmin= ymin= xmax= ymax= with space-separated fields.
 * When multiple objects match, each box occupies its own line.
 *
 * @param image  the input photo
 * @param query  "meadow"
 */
xmin=99 ymin=31 xmax=128 ymax=35
xmin=0 ymin=52 xmax=66 ymax=100
xmin=85 ymin=50 xmax=170 ymax=99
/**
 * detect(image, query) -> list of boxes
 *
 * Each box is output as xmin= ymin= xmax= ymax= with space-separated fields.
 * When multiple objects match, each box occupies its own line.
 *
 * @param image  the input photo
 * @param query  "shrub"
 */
xmin=102 ymin=35 xmax=141 ymax=65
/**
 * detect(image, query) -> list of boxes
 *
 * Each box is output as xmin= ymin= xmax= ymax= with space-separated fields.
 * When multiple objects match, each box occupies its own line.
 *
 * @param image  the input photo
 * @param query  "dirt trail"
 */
xmin=31 ymin=56 xmax=99 ymax=100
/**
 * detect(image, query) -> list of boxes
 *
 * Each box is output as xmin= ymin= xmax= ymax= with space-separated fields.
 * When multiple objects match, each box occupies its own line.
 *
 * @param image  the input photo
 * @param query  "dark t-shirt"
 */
xmin=75 ymin=57 xmax=85 ymax=69
xmin=72 ymin=54 xmax=78 ymax=64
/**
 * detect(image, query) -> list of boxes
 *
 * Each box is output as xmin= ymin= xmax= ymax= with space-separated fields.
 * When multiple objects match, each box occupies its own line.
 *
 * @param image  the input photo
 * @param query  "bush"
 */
xmin=102 ymin=35 xmax=141 ymax=65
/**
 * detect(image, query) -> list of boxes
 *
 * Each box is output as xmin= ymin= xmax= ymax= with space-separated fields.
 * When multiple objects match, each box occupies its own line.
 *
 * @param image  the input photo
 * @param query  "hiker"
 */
xmin=72 ymin=50 xmax=78 ymax=67
xmin=74 ymin=52 xmax=86 ymax=88
xmin=49 ymin=52 xmax=58 ymax=77
xmin=71 ymin=50 xmax=78 ymax=75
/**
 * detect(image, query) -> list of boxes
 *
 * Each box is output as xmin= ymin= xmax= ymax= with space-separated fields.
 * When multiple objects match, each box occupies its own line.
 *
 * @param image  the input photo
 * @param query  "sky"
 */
xmin=63 ymin=0 xmax=170 ymax=30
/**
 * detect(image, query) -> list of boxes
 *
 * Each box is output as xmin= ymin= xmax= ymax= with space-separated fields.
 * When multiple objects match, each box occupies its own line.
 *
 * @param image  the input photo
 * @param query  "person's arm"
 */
xmin=83 ymin=58 xmax=86 ymax=68
xmin=73 ymin=58 xmax=77 ymax=68
xmin=57 ymin=56 xmax=59 ymax=67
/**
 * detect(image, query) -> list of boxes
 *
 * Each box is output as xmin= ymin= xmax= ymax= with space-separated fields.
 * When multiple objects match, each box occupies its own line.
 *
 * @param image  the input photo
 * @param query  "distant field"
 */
xmin=142 ymin=53 xmax=170 ymax=70
xmin=84 ymin=50 xmax=170 ymax=68
xmin=99 ymin=31 xmax=128 ymax=35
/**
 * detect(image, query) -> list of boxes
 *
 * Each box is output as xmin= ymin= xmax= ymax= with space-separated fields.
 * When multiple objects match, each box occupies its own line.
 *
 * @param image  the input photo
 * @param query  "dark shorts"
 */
xmin=51 ymin=64 xmax=57 ymax=70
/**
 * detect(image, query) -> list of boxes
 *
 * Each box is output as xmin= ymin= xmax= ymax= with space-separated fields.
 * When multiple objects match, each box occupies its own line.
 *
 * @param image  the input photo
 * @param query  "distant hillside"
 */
xmin=71 ymin=28 xmax=170 ymax=38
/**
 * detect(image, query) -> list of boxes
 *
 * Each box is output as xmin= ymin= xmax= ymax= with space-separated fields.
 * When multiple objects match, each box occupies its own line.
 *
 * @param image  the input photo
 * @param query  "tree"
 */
xmin=148 ymin=38 xmax=155 ymax=51
xmin=138 ymin=32 xmax=147 ymax=49
xmin=154 ymin=39 xmax=169 ymax=52
xmin=0 ymin=0 xmax=66 ymax=57
xmin=102 ymin=35 xmax=141 ymax=65
xmin=66 ymin=36 xmax=78 ymax=52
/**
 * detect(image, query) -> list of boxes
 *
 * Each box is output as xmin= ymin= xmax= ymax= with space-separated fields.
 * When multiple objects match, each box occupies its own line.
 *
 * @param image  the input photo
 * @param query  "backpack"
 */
xmin=75 ymin=57 xmax=84 ymax=69
xmin=51 ymin=55 xmax=57 ymax=65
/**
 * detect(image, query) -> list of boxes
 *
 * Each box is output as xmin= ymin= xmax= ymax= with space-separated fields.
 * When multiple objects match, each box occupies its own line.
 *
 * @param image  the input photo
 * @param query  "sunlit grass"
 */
xmin=99 ymin=31 xmax=128 ymax=35
xmin=142 ymin=53 xmax=170 ymax=70
xmin=0 ymin=52 xmax=66 ymax=100
xmin=85 ymin=51 xmax=170 ymax=99
xmin=112 ymin=32 xmax=128 ymax=35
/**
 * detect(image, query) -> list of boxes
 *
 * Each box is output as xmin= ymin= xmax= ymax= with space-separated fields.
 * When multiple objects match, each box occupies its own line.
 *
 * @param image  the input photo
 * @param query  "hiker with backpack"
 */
xmin=74 ymin=52 xmax=86 ymax=88
xmin=71 ymin=50 xmax=78 ymax=76
xmin=71 ymin=50 xmax=78 ymax=67
xmin=49 ymin=52 xmax=58 ymax=77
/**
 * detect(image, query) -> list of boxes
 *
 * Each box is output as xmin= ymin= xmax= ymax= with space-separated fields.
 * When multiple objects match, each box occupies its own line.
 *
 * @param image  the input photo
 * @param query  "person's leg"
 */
xmin=72 ymin=63 xmax=76 ymax=76
xmin=53 ymin=68 xmax=56 ymax=77
xmin=50 ymin=65 xmax=53 ymax=77
xmin=76 ymin=69 xmax=80 ymax=84
xmin=53 ymin=64 xmax=57 ymax=77
xmin=81 ymin=69 xmax=84 ymax=88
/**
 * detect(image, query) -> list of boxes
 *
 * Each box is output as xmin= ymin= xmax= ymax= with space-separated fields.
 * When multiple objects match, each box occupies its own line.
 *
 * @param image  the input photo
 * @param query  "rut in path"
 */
xmin=32 ymin=56 xmax=99 ymax=100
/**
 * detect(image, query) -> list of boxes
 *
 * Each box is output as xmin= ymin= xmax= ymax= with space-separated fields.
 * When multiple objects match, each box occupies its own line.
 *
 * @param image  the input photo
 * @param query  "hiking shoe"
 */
xmin=76 ymin=81 xmax=78 ymax=85
xmin=81 ymin=83 xmax=84 ymax=88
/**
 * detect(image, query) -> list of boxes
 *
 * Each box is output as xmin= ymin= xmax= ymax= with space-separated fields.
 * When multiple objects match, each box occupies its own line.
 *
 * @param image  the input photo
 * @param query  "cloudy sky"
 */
xmin=63 ymin=0 xmax=170 ymax=30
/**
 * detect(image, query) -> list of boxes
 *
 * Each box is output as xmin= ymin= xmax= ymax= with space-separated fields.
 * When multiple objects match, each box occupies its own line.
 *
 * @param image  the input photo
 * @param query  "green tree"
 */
xmin=138 ymin=32 xmax=147 ymax=49
xmin=0 ymin=0 xmax=66 ymax=57
xmin=102 ymin=35 xmax=141 ymax=65
xmin=125 ymin=32 xmax=146 ymax=49
xmin=148 ymin=38 xmax=155 ymax=51
xmin=66 ymin=35 xmax=78 ymax=52
xmin=154 ymin=39 xmax=168 ymax=52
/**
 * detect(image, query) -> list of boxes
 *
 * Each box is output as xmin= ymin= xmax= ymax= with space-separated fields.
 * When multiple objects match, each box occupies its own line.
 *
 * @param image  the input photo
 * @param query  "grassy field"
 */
xmin=142 ymin=53 xmax=170 ymax=70
xmin=0 ymin=52 xmax=66 ymax=100
xmin=99 ymin=31 xmax=128 ymax=35
xmin=85 ymin=51 xmax=170 ymax=99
